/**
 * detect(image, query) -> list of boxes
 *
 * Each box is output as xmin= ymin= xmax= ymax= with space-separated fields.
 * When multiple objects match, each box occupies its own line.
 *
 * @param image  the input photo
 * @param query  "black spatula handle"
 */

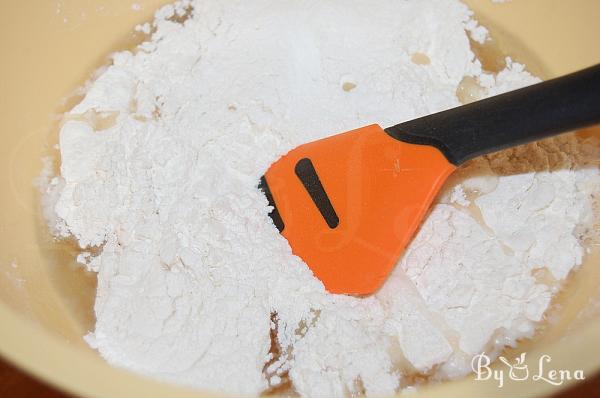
xmin=385 ymin=64 xmax=600 ymax=166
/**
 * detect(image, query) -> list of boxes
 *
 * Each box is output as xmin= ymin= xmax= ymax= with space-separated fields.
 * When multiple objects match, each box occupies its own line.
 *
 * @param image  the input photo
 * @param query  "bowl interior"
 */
xmin=0 ymin=1 xmax=599 ymax=397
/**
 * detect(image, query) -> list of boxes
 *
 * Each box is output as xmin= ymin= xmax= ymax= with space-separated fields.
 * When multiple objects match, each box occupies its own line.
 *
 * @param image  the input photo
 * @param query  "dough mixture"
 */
xmin=41 ymin=0 xmax=600 ymax=396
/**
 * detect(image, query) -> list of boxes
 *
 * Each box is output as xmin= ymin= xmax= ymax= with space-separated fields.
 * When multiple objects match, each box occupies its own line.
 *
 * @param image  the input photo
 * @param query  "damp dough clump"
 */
xmin=41 ymin=1 xmax=600 ymax=397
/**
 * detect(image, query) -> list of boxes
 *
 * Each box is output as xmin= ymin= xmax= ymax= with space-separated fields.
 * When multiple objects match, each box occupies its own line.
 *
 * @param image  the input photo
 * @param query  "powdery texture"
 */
xmin=41 ymin=1 xmax=600 ymax=397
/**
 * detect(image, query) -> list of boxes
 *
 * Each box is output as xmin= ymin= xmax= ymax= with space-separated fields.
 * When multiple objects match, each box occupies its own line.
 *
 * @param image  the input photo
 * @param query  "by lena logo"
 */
xmin=471 ymin=352 xmax=585 ymax=388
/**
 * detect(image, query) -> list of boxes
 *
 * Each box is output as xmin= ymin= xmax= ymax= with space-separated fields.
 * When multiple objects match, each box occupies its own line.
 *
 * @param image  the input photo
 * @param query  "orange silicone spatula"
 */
xmin=259 ymin=64 xmax=600 ymax=295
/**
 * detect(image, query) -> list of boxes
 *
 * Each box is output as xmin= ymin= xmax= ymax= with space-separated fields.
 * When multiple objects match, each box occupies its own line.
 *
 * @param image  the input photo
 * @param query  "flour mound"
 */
xmin=43 ymin=0 xmax=600 ymax=397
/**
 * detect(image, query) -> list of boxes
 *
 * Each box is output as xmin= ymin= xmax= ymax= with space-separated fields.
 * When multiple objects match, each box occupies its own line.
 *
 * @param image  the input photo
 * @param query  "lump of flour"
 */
xmin=41 ymin=0 xmax=600 ymax=397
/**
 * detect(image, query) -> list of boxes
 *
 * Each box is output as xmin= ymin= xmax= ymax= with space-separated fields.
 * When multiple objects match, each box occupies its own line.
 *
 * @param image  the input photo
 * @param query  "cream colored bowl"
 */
xmin=0 ymin=1 xmax=599 ymax=397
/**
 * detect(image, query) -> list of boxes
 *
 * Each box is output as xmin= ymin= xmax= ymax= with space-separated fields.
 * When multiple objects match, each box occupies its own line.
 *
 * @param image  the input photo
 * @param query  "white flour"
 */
xmin=41 ymin=0 xmax=600 ymax=397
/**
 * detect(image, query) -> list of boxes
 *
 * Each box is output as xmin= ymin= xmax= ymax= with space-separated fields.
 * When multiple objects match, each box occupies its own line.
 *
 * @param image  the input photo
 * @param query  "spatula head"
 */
xmin=261 ymin=124 xmax=455 ymax=295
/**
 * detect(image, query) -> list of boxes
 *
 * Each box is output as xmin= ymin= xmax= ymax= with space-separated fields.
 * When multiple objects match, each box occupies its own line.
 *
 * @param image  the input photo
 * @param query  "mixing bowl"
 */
xmin=0 ymin=1 xmax=599 ymax=397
